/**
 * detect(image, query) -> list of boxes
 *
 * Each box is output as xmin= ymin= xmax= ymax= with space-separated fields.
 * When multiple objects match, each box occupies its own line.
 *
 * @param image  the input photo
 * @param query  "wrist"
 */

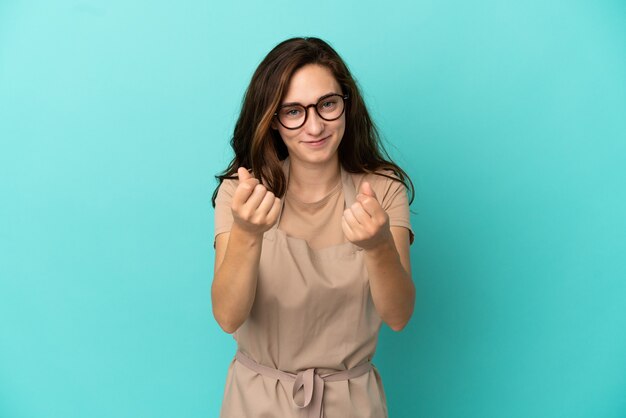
xmin=230 ymin=223 xmax=264 ymax=246
xmin=363 ymin=233 xmax=396 ymax=256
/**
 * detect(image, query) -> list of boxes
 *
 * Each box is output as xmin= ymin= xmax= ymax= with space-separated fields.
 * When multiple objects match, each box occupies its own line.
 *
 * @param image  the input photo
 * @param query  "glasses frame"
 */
xmin=273 ymin=93 xmax=349 ymax=130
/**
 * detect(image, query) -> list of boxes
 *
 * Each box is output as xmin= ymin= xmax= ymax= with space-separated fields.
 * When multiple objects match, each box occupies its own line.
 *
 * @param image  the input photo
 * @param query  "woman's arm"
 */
xmin=342 ymin=181 xmax=415 ymax=331
xmin=212 ymin=227 xmax=263 ymax=334
xmin=211 ymin=168 xmax=281 ymax=334
xmin=363 ymin=227 xmax=414 ymax=331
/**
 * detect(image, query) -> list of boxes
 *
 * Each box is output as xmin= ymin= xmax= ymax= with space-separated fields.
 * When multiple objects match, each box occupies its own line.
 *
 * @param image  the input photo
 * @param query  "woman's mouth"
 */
xmin=302 ymin=135 xmax=330 ymax=148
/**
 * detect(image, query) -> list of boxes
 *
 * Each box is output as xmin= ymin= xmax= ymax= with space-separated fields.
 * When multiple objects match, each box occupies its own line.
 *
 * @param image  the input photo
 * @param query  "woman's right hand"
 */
xmin=231 ymin=167 xmax=282 ymax=236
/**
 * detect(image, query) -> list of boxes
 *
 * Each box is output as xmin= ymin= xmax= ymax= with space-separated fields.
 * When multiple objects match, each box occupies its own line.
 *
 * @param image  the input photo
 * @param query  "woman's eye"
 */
xmin=321 ymin=100 xmax=336 ymax=108
xmin=282 ymin=108 xmax=301 ymax=118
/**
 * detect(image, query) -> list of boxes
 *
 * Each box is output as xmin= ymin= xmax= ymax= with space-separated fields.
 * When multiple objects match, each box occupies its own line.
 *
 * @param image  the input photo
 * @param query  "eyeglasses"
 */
xmin=274 ymin=93 xmax=349 ymax=130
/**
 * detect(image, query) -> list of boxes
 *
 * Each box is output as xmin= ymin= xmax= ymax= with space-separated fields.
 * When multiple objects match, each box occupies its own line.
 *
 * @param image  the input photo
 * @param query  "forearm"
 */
xmin=364 ymin=236 xmax=415 ymax=331
xmin=211 ymin=224 xmax=263 ymax=333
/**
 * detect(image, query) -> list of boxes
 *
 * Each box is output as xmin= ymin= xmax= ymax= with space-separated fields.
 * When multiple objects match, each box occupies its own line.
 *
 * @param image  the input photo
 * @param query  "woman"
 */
xmin=212 ymin=37 xmax=415 ymax=417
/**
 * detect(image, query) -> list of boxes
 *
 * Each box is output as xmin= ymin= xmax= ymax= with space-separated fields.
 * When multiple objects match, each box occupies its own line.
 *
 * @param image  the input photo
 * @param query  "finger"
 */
xmin=343 ymin=208 xmax=362 ymax=229
xmin=359 ymin=181 xmax=377 ymax=199
xmin=341 ymin=216 xmax=356 ymax=239
xmin=244 ymin=184 xmax=269 ymax=210
xmin=238 ymin=167 xmax=260 ymax=190
xmin=238 ymin=167 xmax=252 ymax=181
xmin=356 ymin=194 xmax=383 ymax=217
xmin=232 ymin=179 xmax=257 ymax=206
xmin=256 ymin=190 xmax=276 ymax=216
xmin=350 ymin=202 xmax=372 ymax=225
xmin=243 ymin=177 xmax=260 ymax=188
xmin=266 ymin=197 xmax=282 ymax=224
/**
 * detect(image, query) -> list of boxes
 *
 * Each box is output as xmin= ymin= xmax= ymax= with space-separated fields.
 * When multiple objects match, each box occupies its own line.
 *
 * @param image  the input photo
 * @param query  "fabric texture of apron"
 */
xmin=220 ymin=158 xmax=388 ymax=417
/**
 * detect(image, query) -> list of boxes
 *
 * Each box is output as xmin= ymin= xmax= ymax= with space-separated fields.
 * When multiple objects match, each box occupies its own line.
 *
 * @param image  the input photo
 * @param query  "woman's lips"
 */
xmin=302 ymin=135 xmax=330 ymax=147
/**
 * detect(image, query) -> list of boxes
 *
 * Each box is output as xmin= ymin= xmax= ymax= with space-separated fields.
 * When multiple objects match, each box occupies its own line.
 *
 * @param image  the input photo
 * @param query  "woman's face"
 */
xmin=272 ymin=64 xmax=346 ymax=167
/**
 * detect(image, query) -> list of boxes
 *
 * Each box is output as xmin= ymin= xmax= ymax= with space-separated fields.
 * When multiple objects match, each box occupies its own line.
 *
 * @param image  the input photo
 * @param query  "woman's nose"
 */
xmin=303 ymin=107 xmax=324 ymax=135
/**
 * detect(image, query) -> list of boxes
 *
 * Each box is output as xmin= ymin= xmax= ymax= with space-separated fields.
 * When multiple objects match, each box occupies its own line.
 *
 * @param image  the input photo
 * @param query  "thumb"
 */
xmin=238 ymin=167 xmax=252 ymax=181
xmin=359 ymin=181 xmax=377 ymax=199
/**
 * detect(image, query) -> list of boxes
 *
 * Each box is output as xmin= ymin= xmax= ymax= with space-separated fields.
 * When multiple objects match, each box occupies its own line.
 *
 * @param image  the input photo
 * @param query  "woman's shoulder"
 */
xmin=214 ymin=174 xmax=245 ymax=206
xmin=350 ymin=168 xmax=405 ymax=193
xmin=348 ymin=168 xmax=409 ymax=213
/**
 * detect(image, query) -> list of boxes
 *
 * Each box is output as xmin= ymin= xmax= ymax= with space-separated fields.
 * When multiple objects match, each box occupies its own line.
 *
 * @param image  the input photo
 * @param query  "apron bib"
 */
xmin=221 ymin=158 xmax=388 ymax=418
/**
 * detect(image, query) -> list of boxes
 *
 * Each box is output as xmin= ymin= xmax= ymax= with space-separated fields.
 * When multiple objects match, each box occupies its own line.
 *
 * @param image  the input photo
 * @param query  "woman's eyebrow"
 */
xmin=280 ymin=92 xmax=339 ymax=107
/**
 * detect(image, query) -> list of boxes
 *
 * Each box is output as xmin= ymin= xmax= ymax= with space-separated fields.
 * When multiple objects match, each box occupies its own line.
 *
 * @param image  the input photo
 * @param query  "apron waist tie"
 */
xmin=235 ymin=350 xmax=373 ymax=418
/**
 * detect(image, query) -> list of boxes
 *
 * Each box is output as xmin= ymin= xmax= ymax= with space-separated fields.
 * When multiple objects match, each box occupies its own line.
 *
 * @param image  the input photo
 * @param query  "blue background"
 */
xmin=1 ymin=1 xmax=625 ymax=417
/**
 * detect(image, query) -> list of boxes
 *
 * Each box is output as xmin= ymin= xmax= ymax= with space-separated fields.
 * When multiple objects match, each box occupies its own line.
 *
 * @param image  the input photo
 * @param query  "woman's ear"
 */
xmin=270 ymin=119 xmax=278 ymax=130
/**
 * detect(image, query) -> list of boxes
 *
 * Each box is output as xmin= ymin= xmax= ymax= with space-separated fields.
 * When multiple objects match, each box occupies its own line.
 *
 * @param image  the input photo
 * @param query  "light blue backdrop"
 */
xmin=1 ymin=0 xmax=625 ymax=417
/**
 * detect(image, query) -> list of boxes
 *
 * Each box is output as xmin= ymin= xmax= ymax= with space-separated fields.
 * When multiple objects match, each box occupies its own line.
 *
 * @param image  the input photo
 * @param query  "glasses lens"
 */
xmin=278 ymin=105 xmax=306 ymax=129
xmin=317 ymin=95 xmax=344 ymax=121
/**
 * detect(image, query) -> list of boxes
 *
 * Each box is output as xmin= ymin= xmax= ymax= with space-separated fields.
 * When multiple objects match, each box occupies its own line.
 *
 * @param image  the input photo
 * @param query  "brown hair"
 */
xmin=211 ymin=36 xmax=414 ymax=206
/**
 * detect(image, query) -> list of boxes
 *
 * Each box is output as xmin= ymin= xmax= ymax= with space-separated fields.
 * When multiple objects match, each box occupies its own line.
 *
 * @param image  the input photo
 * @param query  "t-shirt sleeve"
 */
xmin=214 ymin=178 xmax=239 ymax=242
xmin=360 ymin=171 xmax=414 ymax=245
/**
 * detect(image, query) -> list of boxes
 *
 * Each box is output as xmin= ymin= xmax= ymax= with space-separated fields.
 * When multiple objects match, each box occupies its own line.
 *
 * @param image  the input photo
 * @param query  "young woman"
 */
xmin=212 ymin=37 xmax=415 ymax=418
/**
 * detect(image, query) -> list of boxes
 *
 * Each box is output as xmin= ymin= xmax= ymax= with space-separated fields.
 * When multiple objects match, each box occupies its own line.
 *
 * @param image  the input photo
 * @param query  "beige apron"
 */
xmin=220 ymin=160 xmax=388 ymax=417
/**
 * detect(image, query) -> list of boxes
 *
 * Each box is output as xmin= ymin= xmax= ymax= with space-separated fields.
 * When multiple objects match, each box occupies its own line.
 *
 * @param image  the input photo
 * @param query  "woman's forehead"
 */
xmin=282 ymin=64 xmax=341 ymax=104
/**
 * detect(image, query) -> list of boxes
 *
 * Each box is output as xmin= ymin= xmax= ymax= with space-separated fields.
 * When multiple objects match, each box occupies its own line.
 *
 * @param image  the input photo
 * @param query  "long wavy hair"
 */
xmin=211 ymin=37 xmax=414 ymax=206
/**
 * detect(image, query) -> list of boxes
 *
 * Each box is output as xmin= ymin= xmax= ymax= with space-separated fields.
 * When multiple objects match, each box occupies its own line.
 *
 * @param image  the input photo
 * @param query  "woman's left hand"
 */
xmin=342 ymin=181 xmax=394 ymax=251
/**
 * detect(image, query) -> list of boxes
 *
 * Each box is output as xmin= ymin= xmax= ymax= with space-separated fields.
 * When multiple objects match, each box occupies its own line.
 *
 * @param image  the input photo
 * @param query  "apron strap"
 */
xmin=235 ymin=350 xmax=372 ymax=418
xmin=340 ymin=164 xmax=357 ymax=208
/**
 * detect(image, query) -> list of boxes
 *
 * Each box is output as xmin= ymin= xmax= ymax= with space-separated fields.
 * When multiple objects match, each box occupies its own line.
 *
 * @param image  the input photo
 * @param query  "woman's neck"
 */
xmin=287 ymin=157 xmax=341 ymax=203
